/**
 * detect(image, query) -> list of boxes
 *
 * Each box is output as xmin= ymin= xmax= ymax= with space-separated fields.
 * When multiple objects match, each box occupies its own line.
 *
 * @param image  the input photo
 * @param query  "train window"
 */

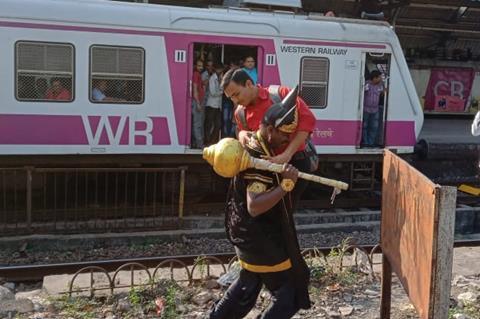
xmin=15 ymin=41 xmax=74 ymax=102
xmin=299 ymin=57 xmax=329 ymax=108
xmin=89 ymin=45 xmax=145 ymax=104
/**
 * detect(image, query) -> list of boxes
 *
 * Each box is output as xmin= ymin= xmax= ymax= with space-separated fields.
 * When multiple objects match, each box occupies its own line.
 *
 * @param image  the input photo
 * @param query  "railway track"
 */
xmin=2 ymin=239 xmax=480 ymax=283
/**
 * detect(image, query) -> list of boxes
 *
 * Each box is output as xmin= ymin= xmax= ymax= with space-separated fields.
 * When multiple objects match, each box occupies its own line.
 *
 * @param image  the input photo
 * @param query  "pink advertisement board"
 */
xmin=424 ymin=68 xmax=475 ymax=112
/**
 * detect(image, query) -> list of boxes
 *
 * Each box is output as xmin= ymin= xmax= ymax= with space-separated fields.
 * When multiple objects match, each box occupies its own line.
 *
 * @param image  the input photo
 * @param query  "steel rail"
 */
xmin=2 ymin=240 xmax=480 ymax=282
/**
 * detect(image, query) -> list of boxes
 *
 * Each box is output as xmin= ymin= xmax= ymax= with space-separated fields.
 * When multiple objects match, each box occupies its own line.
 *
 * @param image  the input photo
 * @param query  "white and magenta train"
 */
xmin=0 ymin=0 xmax=423 ymax=168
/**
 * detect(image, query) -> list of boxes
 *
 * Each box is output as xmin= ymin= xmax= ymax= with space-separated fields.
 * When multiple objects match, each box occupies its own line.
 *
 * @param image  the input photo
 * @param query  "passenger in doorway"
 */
xmin=229 ymin=60 xmax=240 ymax=71
xmin=208 ymin=96 xmax=310 ymax=319
xmin=242 ymin=56 xmax=258 ymax=85
xmin=204 ymin=64 xmax=224 ymax=145
xmin=202 ymin=60 xmax=214 ymax=105
xmin=362 ymin=70 xmax=385 ymax=147
xmin=192 ymin=59 xmax=206 ymax=149
xmin=92 ymin=79 xmax=125 ymax=102
xmin=45 ymin=78 xmax=71 ymax=101
xmin=222 ymin=61 xmax=240 ymax=138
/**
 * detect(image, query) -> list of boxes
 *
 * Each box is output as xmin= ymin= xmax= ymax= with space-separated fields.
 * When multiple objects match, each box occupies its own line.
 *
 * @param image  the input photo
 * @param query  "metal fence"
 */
xmin=0 ymin=167 xmax=187 ymax=235
xmin=67 ymin=245 xmax=382 ymax=297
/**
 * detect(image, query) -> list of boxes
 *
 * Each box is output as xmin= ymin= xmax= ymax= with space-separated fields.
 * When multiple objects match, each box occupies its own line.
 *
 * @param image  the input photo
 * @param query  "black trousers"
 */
xmin=204 ymin=106 xmax=221 ymax=146
xmin=209 ymin=269 xmax=298 ymax=319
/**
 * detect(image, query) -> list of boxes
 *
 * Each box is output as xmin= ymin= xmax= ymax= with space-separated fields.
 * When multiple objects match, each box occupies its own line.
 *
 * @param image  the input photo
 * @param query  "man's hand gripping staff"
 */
xmin=203 ymin=138 xmax=349 ymax=202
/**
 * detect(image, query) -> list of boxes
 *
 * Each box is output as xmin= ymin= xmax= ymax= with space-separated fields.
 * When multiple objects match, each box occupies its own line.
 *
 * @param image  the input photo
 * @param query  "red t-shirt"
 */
xmin=45 ymin=88 xmax=71 ymax=101
xmin=235 ymin=85 xmax=316 ymax=152
xmin=192 ymin=70 xmax=205 ymax=103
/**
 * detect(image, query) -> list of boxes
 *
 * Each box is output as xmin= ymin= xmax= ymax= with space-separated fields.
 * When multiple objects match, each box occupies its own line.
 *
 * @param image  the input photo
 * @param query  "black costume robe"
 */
xmin=225 ymin=132 xmax=311 ymax=309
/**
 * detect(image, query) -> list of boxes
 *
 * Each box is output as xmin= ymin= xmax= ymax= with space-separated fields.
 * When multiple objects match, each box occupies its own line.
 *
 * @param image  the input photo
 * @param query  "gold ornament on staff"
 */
xmin=203 ymin=138 xmax=349 ymax=191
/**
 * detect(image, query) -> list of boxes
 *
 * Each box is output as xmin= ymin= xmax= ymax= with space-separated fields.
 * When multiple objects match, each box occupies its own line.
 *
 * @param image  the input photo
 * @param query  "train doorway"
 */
xmin=359 ymin=52 xmax=391 ymax=148
xmin=188 ymin=42 xmax=258 ymax=149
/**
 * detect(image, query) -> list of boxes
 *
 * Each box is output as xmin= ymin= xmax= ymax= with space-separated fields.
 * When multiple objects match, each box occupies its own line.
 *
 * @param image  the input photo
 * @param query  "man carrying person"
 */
xmin=208 ymin=89 xmax=310 ymax=319
xmin=221 ymin=68 xmax=318 ymax=207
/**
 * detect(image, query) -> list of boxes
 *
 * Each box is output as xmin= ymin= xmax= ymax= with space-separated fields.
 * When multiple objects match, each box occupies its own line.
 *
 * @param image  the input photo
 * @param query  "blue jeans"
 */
xmin=362 ymin=111 xmax=380 ymax=146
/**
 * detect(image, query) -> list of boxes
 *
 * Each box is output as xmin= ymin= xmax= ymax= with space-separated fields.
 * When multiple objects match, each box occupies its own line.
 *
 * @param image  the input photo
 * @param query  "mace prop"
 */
xmin=202 ymin=138 xmax=349 ymax=191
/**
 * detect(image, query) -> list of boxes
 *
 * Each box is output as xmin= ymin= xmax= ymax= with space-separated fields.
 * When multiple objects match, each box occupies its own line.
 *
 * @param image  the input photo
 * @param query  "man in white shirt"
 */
xmin=204 ymin=64 xmax=224 ymax=145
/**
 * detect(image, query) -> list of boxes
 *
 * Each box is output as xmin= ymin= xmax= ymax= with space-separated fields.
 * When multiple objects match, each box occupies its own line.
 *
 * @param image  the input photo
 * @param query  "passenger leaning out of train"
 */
xmin=45 ymin=78 xmax=71 ymax=101
xmin=221 ymin=68 xmax=317 ymax=169
xmin=204 ymin=63 xmax=225 ymax=146
xmin=362 ymin=70 xmax=385 ymax=147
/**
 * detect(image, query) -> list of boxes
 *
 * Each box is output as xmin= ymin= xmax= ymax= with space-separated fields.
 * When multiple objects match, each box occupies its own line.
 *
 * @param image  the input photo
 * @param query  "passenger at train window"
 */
xmin=221 ymin=68 xmax=317 ymax=172
xmin=204 ymin=63 xmax=225 ymax=146
xmin=192 ymin=59 xmax=206 ymax=149
xmin=35 ymin=78 xmax=48 ymax=99
xmin=45 ymin=78 xmax=71 ymax=101
xmin=91 ymin=79 xmax=124 ymax=103
xmin=362 ymin=70 xmax=385 ymax=147
xmin=242 ymin=56 xmax=258 ymax=85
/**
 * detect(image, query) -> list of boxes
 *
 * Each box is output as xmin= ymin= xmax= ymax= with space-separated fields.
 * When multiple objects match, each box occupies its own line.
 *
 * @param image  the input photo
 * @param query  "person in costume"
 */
xmin=221 ymin=69 xmax=318 ymax=211
xmin=208 ymin=88 xmax=310 ymax=319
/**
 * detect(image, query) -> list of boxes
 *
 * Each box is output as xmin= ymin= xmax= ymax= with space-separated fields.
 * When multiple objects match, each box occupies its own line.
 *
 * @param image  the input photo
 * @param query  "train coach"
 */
xmin=0 ymin=0 xmax=423 ymax=189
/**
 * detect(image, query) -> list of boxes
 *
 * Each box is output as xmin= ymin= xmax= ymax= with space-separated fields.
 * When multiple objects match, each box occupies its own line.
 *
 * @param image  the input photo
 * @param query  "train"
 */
xmin=0 ymin=0 xmax=423 ymax=193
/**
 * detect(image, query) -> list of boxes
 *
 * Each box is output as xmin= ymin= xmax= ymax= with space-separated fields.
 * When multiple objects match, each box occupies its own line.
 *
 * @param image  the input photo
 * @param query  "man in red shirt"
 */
xmin=45 ymin=78 xmax=71 ymax=101
xmin=221 ymin=68 xmax=316 ymax=166
xmin=192 ymin=59 xmax=206 ymax=148
xmin=221 ymin=68 xmax=317 ymax=208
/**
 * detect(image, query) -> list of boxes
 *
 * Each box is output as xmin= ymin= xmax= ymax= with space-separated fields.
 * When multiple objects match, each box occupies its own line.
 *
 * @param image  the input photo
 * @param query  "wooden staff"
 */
xmin=203 ymin=138 xmax=348 ymax=191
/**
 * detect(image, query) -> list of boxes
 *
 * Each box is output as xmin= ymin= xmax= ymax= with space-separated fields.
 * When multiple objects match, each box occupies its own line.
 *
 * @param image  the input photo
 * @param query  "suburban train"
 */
xmin=0 ymin=0 xmax=423 ymax=190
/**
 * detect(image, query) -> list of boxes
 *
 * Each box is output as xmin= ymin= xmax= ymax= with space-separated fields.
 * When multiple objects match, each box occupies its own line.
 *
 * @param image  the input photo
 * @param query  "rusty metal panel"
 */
xmin=381 ymin=150 xmax=456 ymax=319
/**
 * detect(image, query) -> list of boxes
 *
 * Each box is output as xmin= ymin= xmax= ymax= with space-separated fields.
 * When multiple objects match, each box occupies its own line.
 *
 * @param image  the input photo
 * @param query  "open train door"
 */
xmin=359 ymin=52 xmax=391 ymax=148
